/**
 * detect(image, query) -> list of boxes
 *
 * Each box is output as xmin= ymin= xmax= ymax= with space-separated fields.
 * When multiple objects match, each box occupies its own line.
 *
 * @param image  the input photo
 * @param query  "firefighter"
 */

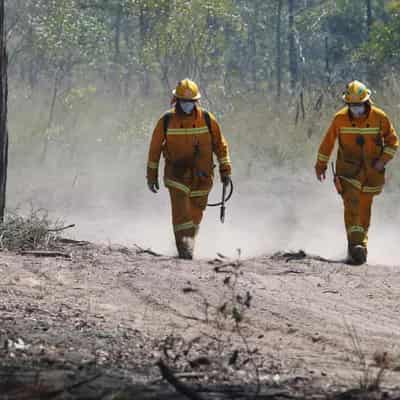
xmin=315 ymin=80 xmax=398 ymax=265
xmin=146 ymin=79 xmax=232 ymax=259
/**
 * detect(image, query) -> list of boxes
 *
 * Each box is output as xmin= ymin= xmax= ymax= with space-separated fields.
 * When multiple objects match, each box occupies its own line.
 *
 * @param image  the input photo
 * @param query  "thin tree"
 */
xmin=288 ymin=0 xmax=298 ymax=92
xmin=276 ymin=0 xmax=283 ymax=101
xmin=366 ymin=0 xmax=372 ymax=38
xmin=0 ymin=0 xmax=8 ymax=221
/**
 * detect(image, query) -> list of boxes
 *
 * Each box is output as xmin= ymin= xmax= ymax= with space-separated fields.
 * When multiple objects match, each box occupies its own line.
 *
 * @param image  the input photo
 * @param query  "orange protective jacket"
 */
xmin=147 ymin=107 xmax=231 ymax=195
xmin=316 ymin=105 xmax=398 ymax=194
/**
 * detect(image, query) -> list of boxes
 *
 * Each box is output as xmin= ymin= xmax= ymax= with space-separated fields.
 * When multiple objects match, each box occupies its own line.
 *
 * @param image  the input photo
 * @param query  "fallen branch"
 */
xmin=277 ymin=269 xmax=304 ymax=275
xmin=47 ymin=224 xmax=76 ymax=233
xmin=134 ymin=244 xmax=162 ymax=257
xmin=156 ymin=359 xmax=207 ymax=400
xmin=38 ymin=372 xmax=102 ymax=399
xmin=214 ymin=263 xmax=237 ymax=273
xmin=20 ymin=251 xmax=71 ymax=259
xmin=150 ymin=372 xmax=210 ymax=385
xmin=57 ymin=238 xmax=89 ymax=246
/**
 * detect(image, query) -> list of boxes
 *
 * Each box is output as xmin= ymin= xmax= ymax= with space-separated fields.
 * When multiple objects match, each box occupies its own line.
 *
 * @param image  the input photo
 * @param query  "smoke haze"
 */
xmin=7 ymin=87 xmax=400 ymax=265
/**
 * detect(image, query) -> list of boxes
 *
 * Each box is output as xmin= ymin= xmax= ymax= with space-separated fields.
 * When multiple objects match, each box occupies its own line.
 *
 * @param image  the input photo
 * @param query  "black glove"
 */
xmin=147 ymin=179 xmax=160 ymax=193
xmin=221 ymin=175 xmax=232 ymax=187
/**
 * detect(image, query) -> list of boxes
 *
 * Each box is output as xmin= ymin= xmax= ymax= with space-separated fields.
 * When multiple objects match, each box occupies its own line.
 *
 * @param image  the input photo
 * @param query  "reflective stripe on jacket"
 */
xmin=147 ymin=107 xmax=231 ymax=192
xmin=316 ymin=105 xmax=398 ymax=194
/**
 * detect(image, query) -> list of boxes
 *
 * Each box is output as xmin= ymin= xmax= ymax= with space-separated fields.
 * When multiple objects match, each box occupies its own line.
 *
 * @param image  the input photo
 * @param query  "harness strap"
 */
xmin=163 ymin=110 xmax=212 ymax=135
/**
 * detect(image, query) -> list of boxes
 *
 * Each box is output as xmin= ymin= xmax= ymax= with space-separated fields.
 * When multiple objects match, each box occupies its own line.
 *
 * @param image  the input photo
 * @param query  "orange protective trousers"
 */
xmin=341 ymin=180 xmax=374 ymax=248
xmin=168 ymin=187 xmax=208 ymax=245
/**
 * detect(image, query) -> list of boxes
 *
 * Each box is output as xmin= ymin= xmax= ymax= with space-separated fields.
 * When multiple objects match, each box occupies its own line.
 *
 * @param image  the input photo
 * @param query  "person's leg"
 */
xmin=359 ymin=192 xmax=374 ymax=249
xmin=168 ymin=188 xmax=195 ymax=259
xmin=341 ymin=180 xmax=367 ymax=264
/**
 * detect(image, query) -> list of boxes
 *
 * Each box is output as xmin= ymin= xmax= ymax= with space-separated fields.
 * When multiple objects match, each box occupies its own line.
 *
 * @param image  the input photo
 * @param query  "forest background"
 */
xmin=5 ymin=0 xmax=400 ymax=257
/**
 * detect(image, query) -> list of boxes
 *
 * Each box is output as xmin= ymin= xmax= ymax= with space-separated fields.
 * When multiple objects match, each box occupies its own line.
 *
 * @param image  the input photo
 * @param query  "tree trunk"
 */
xmin=325 ymin=36 xmax=331 ymax=85
xmin=288 ymin=0 xmax=298 ymax=92
xmin=248 ymin=3 xmax=258 ymax=91
xmin=366 ymin=0 xmax=372 ymax=38
xmin=0 ymin=0 xmax=8 ymax=221
xmin=139 ymin=2 xmax=150 ymax=96
xmin=276 ymin=0 xmax=283 ymax=101
xmin=114 ymin=2 xmax=122 ymax=62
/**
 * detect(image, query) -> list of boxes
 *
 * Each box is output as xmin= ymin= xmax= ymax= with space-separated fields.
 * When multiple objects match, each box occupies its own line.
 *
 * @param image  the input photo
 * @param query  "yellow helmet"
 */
xmin=342 ymin=80 xmax=371 ymax=103
xmin=173 ymin=79 xmax=201 ymax=100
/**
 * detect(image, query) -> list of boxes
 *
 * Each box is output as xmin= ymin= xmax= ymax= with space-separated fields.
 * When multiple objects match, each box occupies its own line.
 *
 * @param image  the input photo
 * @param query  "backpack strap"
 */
xmin=163 ymin=110 xmax=212 ymax=135
xmin=203 ymin=110 xmax=212 ymax=134
xmin=163 ymin=112 xmax=173 ymax=136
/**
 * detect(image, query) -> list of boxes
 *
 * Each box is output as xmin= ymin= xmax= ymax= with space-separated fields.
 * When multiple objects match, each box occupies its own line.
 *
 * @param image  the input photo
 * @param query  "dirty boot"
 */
xmin=347 ymin=245 xmax=367 ymax=266
xmin=177 ymin=237 xmax=194 ymax=260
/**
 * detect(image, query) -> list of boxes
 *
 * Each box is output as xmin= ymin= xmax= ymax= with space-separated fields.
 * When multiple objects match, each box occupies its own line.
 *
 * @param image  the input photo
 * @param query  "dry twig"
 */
xmin=156 ymin=359 xmax=207 ymax=400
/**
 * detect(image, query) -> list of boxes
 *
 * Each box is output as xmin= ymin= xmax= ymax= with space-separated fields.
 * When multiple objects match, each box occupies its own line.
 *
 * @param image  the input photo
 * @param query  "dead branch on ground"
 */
xmin=156 ymin=359 xmax=207 ymax=400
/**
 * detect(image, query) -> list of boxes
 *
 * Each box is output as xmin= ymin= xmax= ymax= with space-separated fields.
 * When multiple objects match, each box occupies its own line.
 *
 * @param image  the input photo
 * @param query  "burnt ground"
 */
xmin=0 ymin=241 xmax=400 ymax=399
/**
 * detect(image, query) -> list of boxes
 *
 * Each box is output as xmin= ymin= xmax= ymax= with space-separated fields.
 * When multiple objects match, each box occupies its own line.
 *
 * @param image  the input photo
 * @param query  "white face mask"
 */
xmin=180 ymin=100 xmax=195 ymax=114
xmin=349 ymin=104 xmax=366 ymax=118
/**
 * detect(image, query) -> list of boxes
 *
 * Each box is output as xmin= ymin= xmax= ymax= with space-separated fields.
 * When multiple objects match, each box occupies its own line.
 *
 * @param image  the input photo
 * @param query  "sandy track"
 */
xmin=0 ymin=243 xmax=399 ymax=398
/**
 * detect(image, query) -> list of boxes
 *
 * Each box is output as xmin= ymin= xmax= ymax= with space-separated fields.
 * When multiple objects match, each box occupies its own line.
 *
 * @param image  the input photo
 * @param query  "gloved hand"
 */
xmin=315 ymin=163 xmax=327 ymax=181
xmin=373 ymin=159 xmax=386 ymax=172
xmin=221 ymin=175 xmax=232 ymax=187
xmin=147 ymin=179 xmax=160 ymax=193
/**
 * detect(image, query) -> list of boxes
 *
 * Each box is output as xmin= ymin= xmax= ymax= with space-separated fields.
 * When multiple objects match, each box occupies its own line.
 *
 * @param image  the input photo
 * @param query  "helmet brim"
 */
xmin=342 ymin=90 xmax=371 ymax=103
xmin=172 ymin=89 xmax=201 ymax=101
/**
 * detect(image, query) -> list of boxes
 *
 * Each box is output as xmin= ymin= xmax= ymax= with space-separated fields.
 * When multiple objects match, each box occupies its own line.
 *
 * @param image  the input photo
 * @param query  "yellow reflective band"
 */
xmin=340 ymin=127 xmax=380 ymax=135
xmin=219 ymin=156 xmax=231 ymax=165
xmin=348 ymin=225 xmax=365 ymax=234
xmin=318 ymin=153 xmax=329 ymax=162
xmin=363 ymin=186 xmax=382 ymax=193
xmin=167 ymin=126 xmax=209 ymax=135
xmin=165 ymin=179 xmax=191 ymax=194
xmin=383 ymin=147 xmax=397 ymax=157
xmin=148 ymin=161 xmax=159 ymax=169
xmin=190 ymin=190 xmax=210 ymax=198
xmin=341 ymin=177 xmax=362 ymax=190
xmin=174 ymin=221 xmax=194 ymax=233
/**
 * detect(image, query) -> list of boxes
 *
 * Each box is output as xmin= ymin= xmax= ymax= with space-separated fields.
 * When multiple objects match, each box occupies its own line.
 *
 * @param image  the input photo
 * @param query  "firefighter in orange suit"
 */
xmin=147 ymin=79 xmax=232 ymax=259
xmin=315 ymin=80 xmax=398 ymax=265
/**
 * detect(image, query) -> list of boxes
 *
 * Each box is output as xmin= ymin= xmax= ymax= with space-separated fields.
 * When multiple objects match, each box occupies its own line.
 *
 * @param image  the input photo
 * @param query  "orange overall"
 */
xmin=147 ymin=107 xmax=231 ymax=250
xmin=316 ymin=105 xmax=398 ymax=248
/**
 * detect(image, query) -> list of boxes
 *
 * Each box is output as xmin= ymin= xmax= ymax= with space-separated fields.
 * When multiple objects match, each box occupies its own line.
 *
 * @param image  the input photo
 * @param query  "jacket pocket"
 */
xmin=336 ymin=158 xmax=361 ymax=179
xmin=365 ymin=162 xmax=385 ymax=189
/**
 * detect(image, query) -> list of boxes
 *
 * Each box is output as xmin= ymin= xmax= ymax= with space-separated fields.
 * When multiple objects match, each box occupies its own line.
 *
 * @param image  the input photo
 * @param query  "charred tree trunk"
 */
xmin=276 ymin=0 xmax=283 ymax=102
xmin=0 ymin=0 xmax=8 ymax=221
xmin=288 ymin=0 xmax=298 ymax=92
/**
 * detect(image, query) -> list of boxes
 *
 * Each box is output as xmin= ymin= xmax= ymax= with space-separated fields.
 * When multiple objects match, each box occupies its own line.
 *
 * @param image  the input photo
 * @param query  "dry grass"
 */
xmin=0 ymin=209 xmax=65 ymax=251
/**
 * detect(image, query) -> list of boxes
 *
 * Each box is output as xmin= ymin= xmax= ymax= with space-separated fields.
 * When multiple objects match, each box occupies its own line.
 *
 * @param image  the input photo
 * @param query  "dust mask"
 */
xmin=180 ymin=100 xmax=195 ymax=115
xmin=349 ymin=104 xmax=366 ymax=118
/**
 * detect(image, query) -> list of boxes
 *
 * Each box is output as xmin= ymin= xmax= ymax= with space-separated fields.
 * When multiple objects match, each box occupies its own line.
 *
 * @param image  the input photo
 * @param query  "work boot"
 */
xmin=347 ymin=245 xmax=367 ymax=266
xmin=177 ymin=237 xmax=194 ymax=260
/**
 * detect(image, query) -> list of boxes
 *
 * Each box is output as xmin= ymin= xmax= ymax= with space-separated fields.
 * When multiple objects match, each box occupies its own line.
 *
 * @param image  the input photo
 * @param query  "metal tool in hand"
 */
xmin=220 ymin=182 xmax=227 ymax=223
xmin=207 ymin=179 xmax=234 ymax=224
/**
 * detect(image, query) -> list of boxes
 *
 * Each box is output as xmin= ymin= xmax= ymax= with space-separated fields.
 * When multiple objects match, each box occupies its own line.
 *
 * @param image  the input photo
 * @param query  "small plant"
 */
xmin=346 ymin=321 xmax=391 ymax=392
xmin=0 ymin=208 xmax=65 ymax=251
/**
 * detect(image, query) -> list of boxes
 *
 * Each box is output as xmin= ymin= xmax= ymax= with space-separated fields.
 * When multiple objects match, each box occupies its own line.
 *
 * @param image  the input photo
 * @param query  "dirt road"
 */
xmin=1 ymin=242 xmax=399 ymax=399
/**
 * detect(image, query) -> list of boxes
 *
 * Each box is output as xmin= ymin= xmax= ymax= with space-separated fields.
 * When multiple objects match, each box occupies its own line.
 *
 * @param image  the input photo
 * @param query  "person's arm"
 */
xmin=209 ymin=113 xmax=232 ymax=182
xmin=379 ymin=114 xmax=398 ymax=166
xmin=315 ymin=118 xmax=338 ymax=181
xmin=147 ymin=117 xmax=165 ymax=192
